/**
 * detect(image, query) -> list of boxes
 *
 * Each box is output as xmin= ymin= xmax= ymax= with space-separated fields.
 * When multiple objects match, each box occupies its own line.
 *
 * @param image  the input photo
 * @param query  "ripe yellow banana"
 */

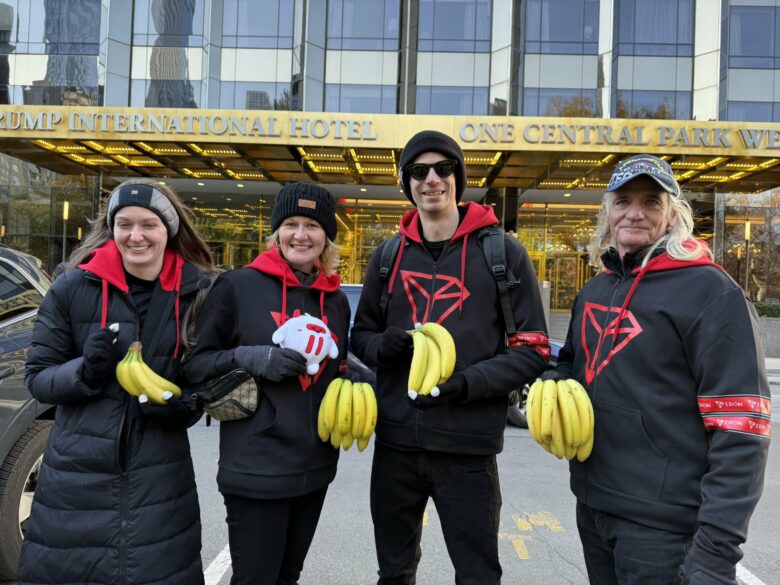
xmin=361 ymin=383 xmax=378 ymax=440
xmin=317 ymin=396 xmax=329 ymax=442
xmin=556 ymin=379 xmax=581 ymax=449
xmin=336 ymin=379 xmax=353 ymax=435
xmin=116 ymin=347 xmax=141 ymax=397
xmin=133 ymin=343 xmax=181 ymax=398
xmin=420 ymin=322 xmax=456 ymax=383
xmin=408 ymin=330 xmax=428 ymax=392
xmin=576 ymin=434 xmax=594 ymax=462
xmin=540 ymin=379 xmax=558 ymax=443
xmin=341 ymin=431 xmax=354 ymax=451
xmin=357 ymin=436 xmax=370 ymax=452
xmin=550 ymin=406 xmax=565 ymax=459
xmin=320 ymin=377 xmax=343 ymax=434
xmin=419 ymin=336 xmax=441 ymax=396
xmin=351 ymin=382 xmax=366 ymax=438
xmin=330 ymin=425 xmax=342 ymax=449
xmin=567 ymin=378 xmax=595 ymax=447
xmin=525 ymin=380 xmax=543 ymax=444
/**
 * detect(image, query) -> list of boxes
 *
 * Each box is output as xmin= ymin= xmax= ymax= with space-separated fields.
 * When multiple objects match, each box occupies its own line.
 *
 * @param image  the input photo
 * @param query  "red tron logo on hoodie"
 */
xmin=582 ymin=302 xmax=644 ymax=384
xmin=399 ymin=270 xmax=470 ymax=325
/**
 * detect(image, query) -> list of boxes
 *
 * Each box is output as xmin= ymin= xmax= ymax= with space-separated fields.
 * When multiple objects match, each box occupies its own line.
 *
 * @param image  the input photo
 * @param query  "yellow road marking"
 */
xmin=423 ymin=510 xmax=429 ymax=526
xmin=502 ymin=511 xmax=565 ymax=560
xmin=499 ymin=533 xmax=532 ymax=560
xmin=512 ymin=514 xmax=533 ymax=532
xmin=527 ymin=511 xmax=564 ymax=532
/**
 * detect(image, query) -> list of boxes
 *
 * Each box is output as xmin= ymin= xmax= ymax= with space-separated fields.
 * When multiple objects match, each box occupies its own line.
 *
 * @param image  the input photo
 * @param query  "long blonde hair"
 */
xmin=265 ymin=229 xmax=343 ymax=277
xmin=587 ymin=190 xmax=711 ymax=269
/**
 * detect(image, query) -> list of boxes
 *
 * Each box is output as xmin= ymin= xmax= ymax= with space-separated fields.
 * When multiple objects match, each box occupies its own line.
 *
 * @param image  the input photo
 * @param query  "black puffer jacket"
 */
xmin=19 ymin=242 xmax=206 ymax=585
xmin=181 ymin=247 xmax=350 ymax=499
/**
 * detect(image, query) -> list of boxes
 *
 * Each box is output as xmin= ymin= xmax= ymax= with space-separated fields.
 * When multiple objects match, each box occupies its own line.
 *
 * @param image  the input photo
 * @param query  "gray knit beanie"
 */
xmin=107 ymin=183 xmax=180 ymax=239
xmin=398 ymin=130 xmax=467 ymax=204
xmin=271 ymin=182 xmax=338 ymax=240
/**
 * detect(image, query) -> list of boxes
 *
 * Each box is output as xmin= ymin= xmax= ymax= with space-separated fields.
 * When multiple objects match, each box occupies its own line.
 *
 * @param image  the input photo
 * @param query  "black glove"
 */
xmin=408 ymin=372 xmax=468 ymax=410
xmin=234 ymin=346 xmax=307 ymax=381
xmin=138 ymin=394 xmax=196 ymax=428
xmin=81 ymin=327 xmax=120 ymax=389
xmin=539 ymin=369 xmax=562 ymax=382
xmin=377 ymin=326 xmax=413 ymax=363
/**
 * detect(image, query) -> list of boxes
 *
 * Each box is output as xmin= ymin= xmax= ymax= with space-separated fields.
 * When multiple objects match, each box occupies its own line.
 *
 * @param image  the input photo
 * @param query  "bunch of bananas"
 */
xmin=408 ymin=322 xmax=456 ymax=396
xmin=526 ymin=378 xmax=594 ymax=461
xmin=317 ymin=378 xmax=378 ymax=452
xmin=116 ymin=341 xmax=182 ymax=405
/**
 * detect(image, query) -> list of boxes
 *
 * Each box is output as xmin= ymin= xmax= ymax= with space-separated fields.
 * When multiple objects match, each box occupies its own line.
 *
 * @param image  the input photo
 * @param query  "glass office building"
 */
xmin=0 ymin=0 xmax=779 ymax=310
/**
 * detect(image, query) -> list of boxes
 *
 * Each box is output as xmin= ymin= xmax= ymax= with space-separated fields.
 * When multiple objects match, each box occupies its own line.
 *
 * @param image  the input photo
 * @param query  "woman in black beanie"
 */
xmin=182 ymin=182 xmax=352 ymax=585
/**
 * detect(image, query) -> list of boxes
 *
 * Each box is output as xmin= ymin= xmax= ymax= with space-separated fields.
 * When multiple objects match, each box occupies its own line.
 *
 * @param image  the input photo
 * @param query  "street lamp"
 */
xmin=744 ymin=220 xmax=751 ymax=295
xmin=62 ymin=201 xmax=69 ymax=264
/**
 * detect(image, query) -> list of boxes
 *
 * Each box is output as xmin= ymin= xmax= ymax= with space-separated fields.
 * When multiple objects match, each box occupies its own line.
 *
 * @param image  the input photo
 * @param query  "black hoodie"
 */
xmin=351 ymin=202 xmax=549 ymax=455
xmin=555 ymin=244 xmax=771 ymax=581
xmin=181 ymin=247 xmax=351 ymax=498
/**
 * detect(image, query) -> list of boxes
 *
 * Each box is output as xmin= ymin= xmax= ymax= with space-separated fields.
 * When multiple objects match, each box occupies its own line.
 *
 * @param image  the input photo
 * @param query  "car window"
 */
xmin=0 ymin=261 xmax=44 ymax=324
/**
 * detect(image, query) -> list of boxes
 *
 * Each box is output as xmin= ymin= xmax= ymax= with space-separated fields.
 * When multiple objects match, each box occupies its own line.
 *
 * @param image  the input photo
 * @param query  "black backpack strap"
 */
xmin=378 ymin=233 xmax=402 ymax=316
xmin=479 ymin=226 xmax=517 ymax=335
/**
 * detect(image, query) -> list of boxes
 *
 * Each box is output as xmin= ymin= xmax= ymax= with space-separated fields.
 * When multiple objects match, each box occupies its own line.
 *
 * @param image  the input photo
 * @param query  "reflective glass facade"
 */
xmin=0 ymin=0 xmax=776 ymax=314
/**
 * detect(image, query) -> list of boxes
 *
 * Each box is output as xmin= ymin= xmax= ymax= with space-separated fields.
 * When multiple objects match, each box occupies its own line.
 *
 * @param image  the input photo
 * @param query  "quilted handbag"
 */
xmin=191 ymin=369 xmax=259 ymax=422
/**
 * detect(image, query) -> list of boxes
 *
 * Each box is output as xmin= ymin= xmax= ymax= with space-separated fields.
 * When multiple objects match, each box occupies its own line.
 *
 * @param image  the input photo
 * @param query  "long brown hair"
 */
xmin=66 ymin=178 xmax=219 ymax=349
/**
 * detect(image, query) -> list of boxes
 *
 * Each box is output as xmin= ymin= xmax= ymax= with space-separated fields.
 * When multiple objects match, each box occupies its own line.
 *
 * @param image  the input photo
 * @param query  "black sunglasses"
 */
xmin=405 ymin=160 xmax=458 ymax=181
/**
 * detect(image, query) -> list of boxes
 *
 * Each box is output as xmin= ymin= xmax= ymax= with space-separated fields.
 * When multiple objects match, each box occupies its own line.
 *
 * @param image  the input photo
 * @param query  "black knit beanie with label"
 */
xmin=398 ymin=130 xmax=467 ymax=205
xmin=271 ymin=182 xmax=338 ymax=240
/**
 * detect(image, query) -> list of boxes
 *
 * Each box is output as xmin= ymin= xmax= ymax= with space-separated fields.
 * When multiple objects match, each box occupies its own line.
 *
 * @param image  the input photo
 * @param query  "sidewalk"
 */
xmin=766 ymin=358 xmax=780 ymax=385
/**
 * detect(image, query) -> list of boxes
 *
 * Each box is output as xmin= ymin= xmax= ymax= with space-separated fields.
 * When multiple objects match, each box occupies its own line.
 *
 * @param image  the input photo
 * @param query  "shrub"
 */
xmin=753 ymin=302 xmax=780 ymax=318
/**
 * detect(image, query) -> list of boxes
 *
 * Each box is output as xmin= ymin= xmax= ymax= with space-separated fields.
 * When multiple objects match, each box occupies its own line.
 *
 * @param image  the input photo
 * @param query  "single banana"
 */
xmin=539 ymin=379 xmax=558 ymax=443
xmin=321 ymin=377 xmax=343 ymax=434
xmin=565 ymin=443 xmax=577 ymax=461
xmin=419 ymin=336 xmax=441 ymax=396
xmin=525 ymin=380 xmax=543 ymax=443
xmin=567 ymin=379 xmax=595 ymax=447
xmin=133 ymin=342 xmax=181 ymax=398
xmin=351 ymin=382 xmax=366 ymax=438
xmin=361 ymin=383 xmax=378 ymax=440
xmin=556 ymin=379 xmax=581 ymax=449
xmin=357 ymin=436 xmax=370 ymax=452
xmin=317 ymin=395 xmax=329 ymax=442
xmin=550 ymin=406 xmax=565 ymax=459
xmin=115 ymin=347 xmax=141 ymax=397
xmin=576 ymin=434 xmax=594 ymax=462
xmin=128 ymin=353 xmax=169 ymax=405
xmin=341 ymin=431 xmax=354 ymax=451
xmin=408 ymin=330 xmax=428 ymax=392
xmin=330 ymin=425 xmax=342 ymax=450
xmin=420 ymin=322 xmax=456 ymax=383
xmin=336 ymin=379 xmax=353 ymax=435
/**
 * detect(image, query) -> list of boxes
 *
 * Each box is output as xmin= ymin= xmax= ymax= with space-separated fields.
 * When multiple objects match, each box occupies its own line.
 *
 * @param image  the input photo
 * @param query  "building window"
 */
xmin=727 ymin=101 xmax=780 ymax=123
xmin=222 ymin=0 xmax=294 ymax=48
xmin=327 ymin=0 xmax=400 ymax=50
xmin=133 ymin=0 xmax=206 ymax=47
xmin=325 ymin=84 xmax=396 ymax=113
xmin=418 ymin=0 xmax=491 ymax=52
xmin=616 ymin=0 xmax=693 ymax=56
xmin=219 ymin=82 xmax=292 ymax=110
xmin=615 ymin=89 xmax=691 ymax=119
xmin=416 ymin=85 xmax=488 ymax=115
xmin=728 ymin=5 xmax=778 ymax=69
xmin=524 ymin=0 xmax=599 ymax=55
xmin=523 ymin=88 xmax=598 ymax=116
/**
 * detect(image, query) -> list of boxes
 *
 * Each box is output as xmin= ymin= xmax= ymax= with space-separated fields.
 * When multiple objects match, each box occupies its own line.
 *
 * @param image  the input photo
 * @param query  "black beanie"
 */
xmin=271 ymin=182 xmax=338 ymax=240
xmin=398 ymin=130 xmax=467 ymax=205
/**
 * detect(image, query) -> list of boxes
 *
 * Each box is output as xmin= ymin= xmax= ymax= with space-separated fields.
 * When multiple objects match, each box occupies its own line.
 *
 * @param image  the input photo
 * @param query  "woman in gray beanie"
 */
xmin=19 ymin=178 xmax=216 ymax=585
xmin=182 ymin=182 xmax=353 ymax=585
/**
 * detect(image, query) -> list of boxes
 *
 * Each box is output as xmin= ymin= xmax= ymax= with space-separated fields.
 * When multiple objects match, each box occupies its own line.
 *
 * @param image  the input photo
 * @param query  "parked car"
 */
xmin=0 ymin=245 xmax=54 ymax=581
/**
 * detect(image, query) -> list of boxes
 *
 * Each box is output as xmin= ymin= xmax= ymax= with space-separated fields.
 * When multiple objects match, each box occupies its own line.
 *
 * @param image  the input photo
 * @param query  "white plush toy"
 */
xmin=271 ymin=313 xmax=339 ymax=375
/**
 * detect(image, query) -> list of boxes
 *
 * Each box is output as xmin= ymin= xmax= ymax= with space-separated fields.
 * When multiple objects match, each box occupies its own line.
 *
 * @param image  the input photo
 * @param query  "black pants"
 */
xmin=223 ymin=488 xmax=328 ymax=585
xmin=576 ymin=501 xmax=700 ymax=585
xmin=370 ymin=443 xmax=502 ymax=585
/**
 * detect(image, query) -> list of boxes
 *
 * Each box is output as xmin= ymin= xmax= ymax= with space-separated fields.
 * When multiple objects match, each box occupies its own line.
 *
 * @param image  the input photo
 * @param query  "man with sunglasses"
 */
xmin=351 ymin=130 xmax=550 ymax=584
